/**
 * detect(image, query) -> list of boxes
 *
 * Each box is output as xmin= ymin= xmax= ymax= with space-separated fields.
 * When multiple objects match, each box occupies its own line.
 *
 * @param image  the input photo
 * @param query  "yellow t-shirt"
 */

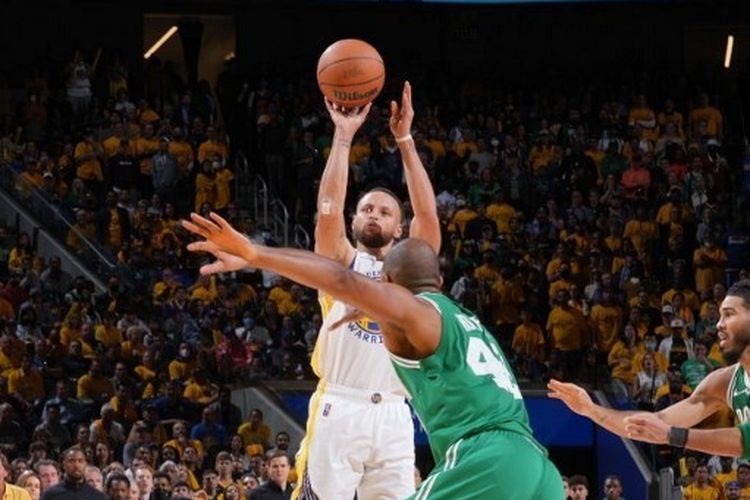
xmin=95 ymin=325 xmax=123 ymax=349
xmin=163 ymin=439 xmax=205 ymax=461
xmin=546 ymin=307 xmax=587 ymax=351
xmin=425 ymin=139 xmax=446 ymax=159
xmin=135 ymin=136 xmax=159 ymax=175
xmin=489 ymin=278 xmax=524 ymax=325
xmin=608 ymin=341 xmax=636 ymax=384
xmin=682 ymin=483 xmax=721 ymax=500
xmin=349 ymin=142 xmax=371 ymax=165
xmin=183 ymin=381 xmax=215 ymax=405
xmin=214 ymin=169 xmax=235 ymax=210
xmin=194 ymin=173 xmax=215 ymax=211
xmin=451 ymin=208 xmax=478 ymax=237
xmin=268 ymin=287 xmax=292 ymax=307
xmin=453 ymin=141 xmax=478 ymax=158
xmin=529 ymin=145 xmax=557 ymax=175
xmin=693 ymin=247 xmax=728 ymax=294
xmin=77 ymin=374 xmax=115 ymax=400
xmin=661 ymin=289 xmax=701 ymax=312
xmin=169 ymin=140 xmax=195 ymax=175
xmin=237 ymin=422 xmax=272 ymax=449
xmin=1 ymin=483 xmax=32 ymax=500
xmin=512 ymin=323 xmax=545 ymax=361
xmin=486 ymin=203 xmax=516 ymax=234
xmin=102 ymin=136 xmax=131 ymax=159
xmin=74 ymin=142 xmax=103 ymax=181
xmin=713 ymin=470 xmax=737 ymax=488
xmin=689 ymin=106 xmax=722 ymax=137
xmin=623 ymin=219 xmax=657 ymax=254
xmin=590 ymin=304 xmax=623 ymax=352
xmin=198 ymin=140 xmax=229 ymax=163
xmin=168 ymin=359 xmax=196 ymax=381
xmin=7 ymin=367 xmax=44 ymax=402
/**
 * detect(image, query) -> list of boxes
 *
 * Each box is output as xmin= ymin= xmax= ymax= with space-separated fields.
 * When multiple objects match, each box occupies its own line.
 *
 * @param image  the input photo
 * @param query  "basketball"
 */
xmin=317 ymin=39 xmax=385 ymax=108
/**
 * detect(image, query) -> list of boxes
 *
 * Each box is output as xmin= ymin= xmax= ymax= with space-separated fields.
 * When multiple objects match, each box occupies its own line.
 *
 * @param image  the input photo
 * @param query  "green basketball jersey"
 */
xmin=728 ymin=364 xmax=750 ymax=423
xmin=389 ymin=291 xmax=537 ymax=461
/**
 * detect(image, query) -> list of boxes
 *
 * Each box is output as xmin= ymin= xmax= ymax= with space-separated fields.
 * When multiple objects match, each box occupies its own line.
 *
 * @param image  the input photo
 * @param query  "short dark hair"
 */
xmin=35 ymin=459 xmax=60 ymax=474
xmin=266 ymin=451 xmax=290 ymax=465
xmin=727 ymin=280 xmax=750 ymax=309
xmin=106 ymin=473 xmax=130 ymax=490
xmin=153 ymin=472 xmax=171 ymax=483
xmin=738 ymin=463 xmax=750 ymax=472
xmin=605 ymin=474 xmax=622 ymax=484
xmin=569 ymin=474 xmax=589 ymax=488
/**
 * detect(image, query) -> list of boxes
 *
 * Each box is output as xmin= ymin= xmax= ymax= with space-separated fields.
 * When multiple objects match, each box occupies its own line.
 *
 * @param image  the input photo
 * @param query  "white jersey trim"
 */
xmin=389 ymin=353 xmax=421 ymax=369
xmin=727 ymin=363 xmax=742 ymax=409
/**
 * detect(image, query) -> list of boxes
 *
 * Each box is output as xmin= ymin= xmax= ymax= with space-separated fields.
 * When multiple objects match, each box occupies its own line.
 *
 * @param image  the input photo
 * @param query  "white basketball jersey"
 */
xmin=311 ymin=251 xmax=405 ymax=395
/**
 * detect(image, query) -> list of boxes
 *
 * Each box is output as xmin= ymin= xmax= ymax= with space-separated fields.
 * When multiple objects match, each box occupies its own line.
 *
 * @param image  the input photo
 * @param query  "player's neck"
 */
xmin=355 ymin=241 xmax=393 ymax=260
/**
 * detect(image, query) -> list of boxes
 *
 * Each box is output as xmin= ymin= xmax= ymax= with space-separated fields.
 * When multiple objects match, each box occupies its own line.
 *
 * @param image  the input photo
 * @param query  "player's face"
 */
xmin=603 ymin=479 xmax=622 ymax=499
xmin=352 ymin=192 xmax=402 ymax=249
xmin=571 ymin=485 xmax=588 ymax=499
xmin=717 ymin=296 xmax=750 ymax=363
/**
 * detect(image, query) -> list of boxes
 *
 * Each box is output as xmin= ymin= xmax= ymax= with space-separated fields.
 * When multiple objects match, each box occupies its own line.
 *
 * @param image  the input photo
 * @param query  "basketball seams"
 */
xmin=318 ymin=73 xmax=385 ymax=88
xmin=316 ymin=56 xmax=384 ymax=77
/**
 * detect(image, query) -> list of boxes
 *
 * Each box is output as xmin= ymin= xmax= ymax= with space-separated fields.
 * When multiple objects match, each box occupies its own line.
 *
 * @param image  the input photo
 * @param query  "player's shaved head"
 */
xmin=383 ymin=239 xmax=441 ymax=293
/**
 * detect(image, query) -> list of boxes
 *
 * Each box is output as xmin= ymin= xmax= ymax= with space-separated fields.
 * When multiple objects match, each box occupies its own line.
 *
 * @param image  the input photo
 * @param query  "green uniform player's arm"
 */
xmin=183 ymin=212 xmax=441 ymax=359
xmin=549 ymin=365 xmax=733 ymax=438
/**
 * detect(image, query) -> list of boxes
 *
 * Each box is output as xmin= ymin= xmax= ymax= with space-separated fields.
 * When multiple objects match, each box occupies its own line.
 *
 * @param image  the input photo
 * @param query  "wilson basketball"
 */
xmin=317 ymin=39 xmax=385 ymax=108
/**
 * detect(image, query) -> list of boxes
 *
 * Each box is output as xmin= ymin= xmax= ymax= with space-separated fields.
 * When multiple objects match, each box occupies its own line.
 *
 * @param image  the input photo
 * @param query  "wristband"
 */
xmin=667 ymin=427 xmax=689 ymax=448
xmin=395 ymin=134 xmax=413 ymax=144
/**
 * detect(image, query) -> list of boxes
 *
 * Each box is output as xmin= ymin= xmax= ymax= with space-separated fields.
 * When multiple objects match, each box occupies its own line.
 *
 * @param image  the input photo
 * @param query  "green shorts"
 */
xmin=408 ymin=430 xmax=563 ymax=500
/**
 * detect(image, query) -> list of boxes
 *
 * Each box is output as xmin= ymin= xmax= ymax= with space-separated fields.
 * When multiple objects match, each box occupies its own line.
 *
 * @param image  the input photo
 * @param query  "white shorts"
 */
xmin=294 ymin=382 xmax=416 ymax=500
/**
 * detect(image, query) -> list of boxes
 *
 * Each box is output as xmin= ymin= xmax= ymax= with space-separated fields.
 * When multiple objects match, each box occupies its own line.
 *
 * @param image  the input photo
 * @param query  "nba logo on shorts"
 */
xmin=322 ymin=403 xmax=332 ymax=417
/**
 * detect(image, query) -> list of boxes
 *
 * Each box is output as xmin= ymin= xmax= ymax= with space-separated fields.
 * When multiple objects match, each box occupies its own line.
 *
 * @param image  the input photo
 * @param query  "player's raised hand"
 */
xmin=623 ymin=414 xmax=669 ymax=444
xmin=547 ymin=379 xmax=595 ymax=416
xmin=182 ymin=212 xmax=258 ymax=266
xmin=389 ymin=81 xmax=414 ymax=139
xmin=324 ymin=98 xmax=371 ymax=139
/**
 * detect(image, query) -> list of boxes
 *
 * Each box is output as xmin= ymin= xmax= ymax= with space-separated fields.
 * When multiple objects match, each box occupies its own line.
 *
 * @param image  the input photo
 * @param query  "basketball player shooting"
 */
xmin=183 ymin=214 xmax=564 ymax=500
xmin=290 ymin=80 xmax=440 ymax=500
xmin=185 ymin=81 xmax=439 ymax=499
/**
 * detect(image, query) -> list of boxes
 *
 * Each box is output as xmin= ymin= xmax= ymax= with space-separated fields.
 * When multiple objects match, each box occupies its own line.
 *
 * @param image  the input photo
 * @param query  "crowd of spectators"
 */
xmin=0 ymin=44 xmax=748 ymax=498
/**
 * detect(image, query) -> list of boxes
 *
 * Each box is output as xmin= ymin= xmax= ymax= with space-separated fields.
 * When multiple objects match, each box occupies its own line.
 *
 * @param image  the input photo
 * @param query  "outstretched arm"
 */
xmin=314 ymin=101 xmax=371 ymax=263
xmin=623 ymin=413 xmax=745 ymax=457
xmin=548 ymin=366 xmax=732 ymax=438
xmin=183 ymin=213 xmax=441 ymax=358
xmin=390 ymin=82 xmax=440 ymax=253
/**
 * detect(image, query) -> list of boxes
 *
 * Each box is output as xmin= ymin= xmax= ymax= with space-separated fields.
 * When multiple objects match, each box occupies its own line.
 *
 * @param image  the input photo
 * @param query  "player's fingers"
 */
xmin=190 ymin=212 xmax=220 ymax=233
xmin=360 ymin=102 xmax=372 ymax=117
xmin=390 ymin=100 xmax=398 ymax=118
xmin=404 ymin=80 xmax=412 ymax=106
xmin=209 ymin=212 xmax=230 ymax=230
xmin=187 ymin=241 xmax=218 ymax=254
xmin=200 ymin=262 xmax=224 ymax=275
xmin=181 ymin=220 xmax=209 ymax=239
xmin=547 ymin=379 xmax=573 ymax=393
